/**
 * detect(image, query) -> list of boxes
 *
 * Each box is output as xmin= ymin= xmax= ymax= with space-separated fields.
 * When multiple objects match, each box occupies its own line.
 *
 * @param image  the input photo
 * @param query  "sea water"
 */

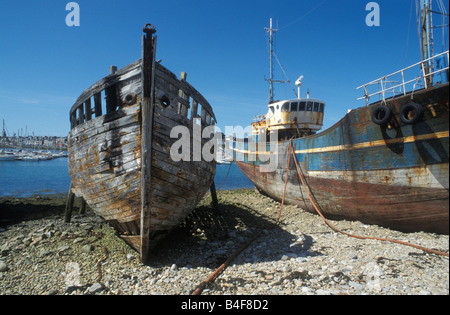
xmin=0 ymin=160 xmax=253 ymax=197
xmin=214 ymin=163 xmax=254 ymax=190
xmin=0 ymin=158 xmax=71 ymax=197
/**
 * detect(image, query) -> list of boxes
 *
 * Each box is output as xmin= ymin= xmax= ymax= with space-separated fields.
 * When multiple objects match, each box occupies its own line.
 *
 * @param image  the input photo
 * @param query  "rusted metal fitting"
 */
xmin=143 ymin=23 xmax=156 ymax=34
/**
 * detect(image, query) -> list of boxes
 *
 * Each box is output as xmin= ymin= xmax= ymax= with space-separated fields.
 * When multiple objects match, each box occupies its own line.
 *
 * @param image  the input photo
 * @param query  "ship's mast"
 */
xmin=419 ymin=0 xmax=434 ymax=81
xmin=265 ymin=18 xmax=277 ymax=104
xmin=2 ymin=120 xmax=6 ymax=139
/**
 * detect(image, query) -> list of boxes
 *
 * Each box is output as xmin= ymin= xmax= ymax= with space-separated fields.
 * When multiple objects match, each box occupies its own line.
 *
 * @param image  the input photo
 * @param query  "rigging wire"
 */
xmin=264 ymin=20 xmax=298 ymax=102
xmin=272 ymin=51 xmax=298 ymax=98
xmin=404 ymin=0 xmax=415 ymax=68
xmin=278 ymin=0 xmax=328 ymax=31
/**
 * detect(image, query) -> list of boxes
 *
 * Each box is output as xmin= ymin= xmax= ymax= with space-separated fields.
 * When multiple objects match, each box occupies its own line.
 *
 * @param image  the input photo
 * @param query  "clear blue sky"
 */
xmin=0 ymin=0 xmax=448 ymax=137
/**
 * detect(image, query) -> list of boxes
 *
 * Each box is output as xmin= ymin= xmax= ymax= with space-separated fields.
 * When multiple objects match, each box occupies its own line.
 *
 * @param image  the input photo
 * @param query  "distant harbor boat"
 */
xmin=67 ymin=24 xmax=217 ymax=263
xmin=1 ymin=119 xmax=68 ymax=161
xmin=233 ymin=3 xmax=449 ymax=235
xmin=0 ymin=149 xmax=15 ymax=161
xmin=0 ymin=149 xmax=67 ymax=161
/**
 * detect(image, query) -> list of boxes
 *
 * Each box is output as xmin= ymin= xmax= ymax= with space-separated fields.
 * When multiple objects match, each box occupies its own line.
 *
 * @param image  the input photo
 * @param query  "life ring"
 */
xmin=371 ymin=105 xmax=392 ymax=125
xmin=399 ymin=102 xmax=423 ymax=124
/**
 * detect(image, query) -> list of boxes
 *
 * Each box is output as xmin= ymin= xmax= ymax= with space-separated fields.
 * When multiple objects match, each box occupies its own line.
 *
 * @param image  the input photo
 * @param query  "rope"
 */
xmin=191 ymin=139 xmax=448 ymax=295
xmin=216 ymin=161 xmax=233 ymax=191
xmin=285 ymin=139 xmax=449 ymax=258
xmin=277 ymin=147 xmax=291 ymax=223
xmin=191 ymin=230 xmax=263 ymax=295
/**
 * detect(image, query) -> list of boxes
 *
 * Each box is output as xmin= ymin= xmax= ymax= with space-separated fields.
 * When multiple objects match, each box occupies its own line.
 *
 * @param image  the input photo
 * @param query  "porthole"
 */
xmin=124 ymin=93 xmax=136 ymax=105
xmin=160 ymin=95 xmax=170 ymax=108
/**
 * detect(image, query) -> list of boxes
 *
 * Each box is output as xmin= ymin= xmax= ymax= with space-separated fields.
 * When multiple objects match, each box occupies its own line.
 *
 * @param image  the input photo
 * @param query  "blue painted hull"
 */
xmin=234 ymin=84 xmax=449 ymax=234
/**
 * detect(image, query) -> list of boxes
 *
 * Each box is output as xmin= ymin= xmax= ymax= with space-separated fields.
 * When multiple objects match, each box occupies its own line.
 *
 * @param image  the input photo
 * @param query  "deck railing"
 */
xmin=69 ymin=61 xmax=216 ymax=130
xmin=357 ymin=50 xmax=449 ymax=105
xmin=69 ymin=61 xmax=141 ymax=130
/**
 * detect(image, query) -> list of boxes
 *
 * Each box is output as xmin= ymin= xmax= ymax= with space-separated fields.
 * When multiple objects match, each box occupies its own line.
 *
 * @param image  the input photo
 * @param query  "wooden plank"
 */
xmin=64 ymin=183 xmax=75 ymax=223
xmin=70 ymin=112 xmax=77 ymax=129
xmin=191 ymin=100 xmax=199 ymax=121
xmin=84 ymin=98 xmax=92 ymax=121
xmin=151 ymin=155 xmax=214 ymax=186
xmin=94 ymin=93 xmax=102 ymax=117
xmin=155 ymin=64 xmax=216 ymax=122
xmin=77 ymin=105 xmax=85 ymax=125
xmin=69 ymin=109 xmax=140 ymax=142
xmin=69 ymin=60 xmax=141 ymax=115
xmin=67 ymin=26 xmax=219 ymax=260
xmin=140 ymin=29 xmax=157 ymax=263
xmin=210 ymin=182 xmax=218 ymax=210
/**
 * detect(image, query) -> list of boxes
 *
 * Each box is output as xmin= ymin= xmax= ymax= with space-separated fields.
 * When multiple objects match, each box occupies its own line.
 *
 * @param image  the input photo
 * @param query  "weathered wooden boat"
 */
xmin=233 ymin=7 xmax=449 ymax=235
xmin=68 ymin=24 xmax=217 ymax=262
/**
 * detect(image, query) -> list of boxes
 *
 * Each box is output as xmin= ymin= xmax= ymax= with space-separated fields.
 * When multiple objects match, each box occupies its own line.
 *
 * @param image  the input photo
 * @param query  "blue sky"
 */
xmin=0 ymin=0 xmax=448 ymax=137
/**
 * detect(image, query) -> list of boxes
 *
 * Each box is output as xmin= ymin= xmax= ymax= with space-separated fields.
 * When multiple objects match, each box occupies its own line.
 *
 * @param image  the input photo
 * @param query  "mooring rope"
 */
xmin=216 ymin=160 xmax=234 ymax=191
xmin=285 ymin=139 xmax=449 ymax=258
xmin=191 ymin=230 xmax=263 ymax=295
xmin=191 ymin=139 xmax=448 ymax=295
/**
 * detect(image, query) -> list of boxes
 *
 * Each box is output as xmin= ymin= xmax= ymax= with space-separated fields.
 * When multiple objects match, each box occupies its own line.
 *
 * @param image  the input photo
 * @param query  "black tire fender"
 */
xmin=399 ymin=102 xmax=423 ymax=124
xmin=372 ymin=105 xmax=392 ymax=125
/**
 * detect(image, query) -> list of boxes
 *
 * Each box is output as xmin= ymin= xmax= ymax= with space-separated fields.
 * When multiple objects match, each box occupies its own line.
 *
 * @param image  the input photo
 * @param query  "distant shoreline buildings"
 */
xmin=0 ymin=135 xmax=68 ymax=151
xmin=1 ymin=119 xmax=68 ymax=151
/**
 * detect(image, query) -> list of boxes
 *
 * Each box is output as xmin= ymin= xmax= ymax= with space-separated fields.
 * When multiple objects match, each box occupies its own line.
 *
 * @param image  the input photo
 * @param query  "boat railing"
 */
xmin=357 ymin=50 xmax=449 ymax=105
xmin=69 ymin=61 xmax=216 ymax=130
xmin=155 ymin=65 xmax=216 ymax=127
xmin=253 ymin=114 xmax=266 ymax=122
xmin=69 ymin=60 xmax=142 ymax=130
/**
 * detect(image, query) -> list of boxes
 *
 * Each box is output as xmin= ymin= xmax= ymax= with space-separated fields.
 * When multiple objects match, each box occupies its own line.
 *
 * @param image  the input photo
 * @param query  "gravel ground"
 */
xmin=0 ymin=189 xmax=448 ymax=295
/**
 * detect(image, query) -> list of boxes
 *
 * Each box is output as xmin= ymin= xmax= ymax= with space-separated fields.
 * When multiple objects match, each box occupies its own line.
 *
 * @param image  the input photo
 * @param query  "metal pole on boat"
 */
xmin=419 ymin=0 xmax=434 ymax=86
xmin=265 ymin=18 xmax=277 ymax=103
xmin=295 ymin=75 xmax=304 ymax=99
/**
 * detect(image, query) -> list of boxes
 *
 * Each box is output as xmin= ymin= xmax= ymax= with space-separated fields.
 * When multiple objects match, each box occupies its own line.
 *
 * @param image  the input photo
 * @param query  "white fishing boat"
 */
xmin=0 ymin=149 xmax=16 ymax=161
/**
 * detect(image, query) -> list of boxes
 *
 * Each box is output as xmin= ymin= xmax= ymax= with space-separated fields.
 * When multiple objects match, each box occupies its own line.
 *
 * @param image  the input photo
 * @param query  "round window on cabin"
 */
xmin=281 ymin=102 xmax=289 ymax=112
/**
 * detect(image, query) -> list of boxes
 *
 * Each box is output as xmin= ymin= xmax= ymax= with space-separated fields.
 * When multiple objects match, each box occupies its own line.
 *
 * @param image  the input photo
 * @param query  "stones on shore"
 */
xmin=81 ymin=244 xmax=94 ymax=253
xmin=0 ymin=190 xmax=448 ymax=295
xmin=0 ymin=261 xmax=8 ymax=272
xmin=86 ymin=282 xmax=104 ymax=294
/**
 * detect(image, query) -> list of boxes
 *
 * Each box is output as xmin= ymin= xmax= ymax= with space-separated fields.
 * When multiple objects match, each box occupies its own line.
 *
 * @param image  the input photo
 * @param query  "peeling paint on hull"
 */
xmin=235 ymin=84 xmax=449 ymax=234
xmin=68 ymin=27 xmax=217 ymax=262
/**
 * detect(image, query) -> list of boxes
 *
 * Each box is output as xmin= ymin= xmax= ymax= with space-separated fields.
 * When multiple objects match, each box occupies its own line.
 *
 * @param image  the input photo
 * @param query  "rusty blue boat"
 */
xmin=233 ymin=5 xmax=449 ymax=234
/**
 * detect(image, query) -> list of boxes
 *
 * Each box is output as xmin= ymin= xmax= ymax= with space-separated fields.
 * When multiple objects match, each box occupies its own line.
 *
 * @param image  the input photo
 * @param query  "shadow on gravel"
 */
xmin=147 ymin=196 xmax=322 ymax=268
xmin=0 ymin=195 xmax=69 ymax=228
xmin=1 ymin=191 xmax=323 ymax=269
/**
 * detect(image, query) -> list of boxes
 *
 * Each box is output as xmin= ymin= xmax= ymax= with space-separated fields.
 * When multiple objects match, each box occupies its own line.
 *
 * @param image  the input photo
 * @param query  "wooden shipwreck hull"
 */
xmin=234 ymin=83 xmax=449 ymax=234
xmin=68 ymin=25 xmax=216 ymax=262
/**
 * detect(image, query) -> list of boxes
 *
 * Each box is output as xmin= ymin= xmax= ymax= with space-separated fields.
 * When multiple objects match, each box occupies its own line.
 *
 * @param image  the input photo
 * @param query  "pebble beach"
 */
xmin=0 ymin=189 xmax=448 ymax=296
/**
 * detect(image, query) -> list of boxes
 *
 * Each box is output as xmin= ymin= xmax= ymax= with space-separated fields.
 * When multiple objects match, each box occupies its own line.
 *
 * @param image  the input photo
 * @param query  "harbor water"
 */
xmin=0 ymin=160 xmax=253 ymax=197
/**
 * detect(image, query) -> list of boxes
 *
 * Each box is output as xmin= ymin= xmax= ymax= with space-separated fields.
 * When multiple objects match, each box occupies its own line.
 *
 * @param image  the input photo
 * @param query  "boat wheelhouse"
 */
xmin=252 ymin=98 xmax=325 ymax=140
xmin=232 ymin=5 xmax=449 ymax=234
